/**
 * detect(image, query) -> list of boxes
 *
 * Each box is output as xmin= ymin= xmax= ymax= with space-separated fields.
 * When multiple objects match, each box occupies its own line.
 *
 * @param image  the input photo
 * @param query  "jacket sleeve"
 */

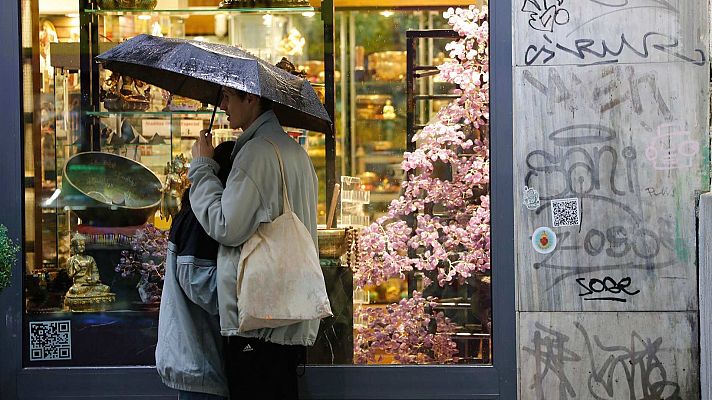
xmin=188 ymin=156 xmax=270 ymax=247
xmin=175 ymin=262 xmax=219 ymax=315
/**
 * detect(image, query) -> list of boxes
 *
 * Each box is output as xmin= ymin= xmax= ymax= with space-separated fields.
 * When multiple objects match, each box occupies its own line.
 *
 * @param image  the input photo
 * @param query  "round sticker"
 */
xmin=532 ymin=227 xmax=557 ymax=254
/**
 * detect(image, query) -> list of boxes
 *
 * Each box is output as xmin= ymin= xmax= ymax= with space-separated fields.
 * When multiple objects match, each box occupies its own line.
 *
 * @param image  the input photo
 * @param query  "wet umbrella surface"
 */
xmin=97 ymin=34 xmax=331 ymax=133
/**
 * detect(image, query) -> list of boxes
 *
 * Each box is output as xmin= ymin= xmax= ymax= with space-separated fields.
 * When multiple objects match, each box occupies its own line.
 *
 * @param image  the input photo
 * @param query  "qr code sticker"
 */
xmin=551 ymin=198 xmax=580 ymax=227
xmin=29 ymin=320 xmax=72 ymax=361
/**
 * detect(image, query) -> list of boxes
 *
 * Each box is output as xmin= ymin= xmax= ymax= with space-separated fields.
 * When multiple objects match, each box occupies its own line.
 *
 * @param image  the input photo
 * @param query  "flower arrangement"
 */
xmin=354 ymin=6 xmax=490 ymax=364
xmin=0 ymin=224 xmax=20 ymax=293
xmin=115 ymin=224 xmax=168 ymax=303
xmin=354 ymin=291 xmax=460 ymax=364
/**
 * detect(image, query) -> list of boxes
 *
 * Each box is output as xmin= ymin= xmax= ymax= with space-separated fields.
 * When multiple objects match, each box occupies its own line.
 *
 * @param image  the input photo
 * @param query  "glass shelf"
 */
xmin=84 ymin=6 xmax=317 ymax=15
xmin=102 ymin=142 xmax=171 ymax=146
xmin=61 ymin=141 xmax=170 ymax=147
xmin=356 ymin=80 xmax=455 ymax=88
xmin=87 ymin=110 xmax=225 ymax=117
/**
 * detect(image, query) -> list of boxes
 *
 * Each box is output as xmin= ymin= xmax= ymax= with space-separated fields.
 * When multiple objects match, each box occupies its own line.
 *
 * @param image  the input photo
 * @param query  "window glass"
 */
xmin=22 ymin=0 xmax=324 ymax=367
xmin=21 ymin=0 xmax=490 ymax=368
xmin=338 ymin=6 xmax=492 ymax=366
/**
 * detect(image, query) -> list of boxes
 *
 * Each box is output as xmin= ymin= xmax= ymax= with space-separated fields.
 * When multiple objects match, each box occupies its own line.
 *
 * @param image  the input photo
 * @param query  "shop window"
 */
xmin=336 ymin=7 xmax=491 ymax=366
xmin=21 ymin=0 xmax=490 ymax=368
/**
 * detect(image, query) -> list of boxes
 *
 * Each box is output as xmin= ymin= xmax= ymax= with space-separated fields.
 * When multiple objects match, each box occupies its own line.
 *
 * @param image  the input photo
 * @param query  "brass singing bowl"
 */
xmin=318 ymin=228 xmax=348 ymax=259
xmin=62 ymin=152 xmax=162 ymax=227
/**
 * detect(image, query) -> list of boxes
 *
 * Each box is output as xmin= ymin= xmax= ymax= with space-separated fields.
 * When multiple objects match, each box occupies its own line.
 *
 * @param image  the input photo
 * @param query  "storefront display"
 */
xmin=22 ymin=0 xmax=333 ymax=369
xmin=0 ymin=0 xmax=526 ymax=398
xmin=11 ymin=1 xmax=504 ymax=396
xmin=24 ymin=2 xmax=491 ymax=365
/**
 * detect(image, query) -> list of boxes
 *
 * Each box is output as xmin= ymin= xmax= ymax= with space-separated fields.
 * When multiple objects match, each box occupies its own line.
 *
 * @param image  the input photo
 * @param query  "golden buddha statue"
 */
xmin=382 ymin=99 xmax=396 ymax=120
xmin=64 ymin=234 xmax=115 ymax=312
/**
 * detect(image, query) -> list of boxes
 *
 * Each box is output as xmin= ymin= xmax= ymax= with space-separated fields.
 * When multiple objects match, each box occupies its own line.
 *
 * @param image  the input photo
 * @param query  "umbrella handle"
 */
xmin=206 ymin=88 xmax=222 ymax=135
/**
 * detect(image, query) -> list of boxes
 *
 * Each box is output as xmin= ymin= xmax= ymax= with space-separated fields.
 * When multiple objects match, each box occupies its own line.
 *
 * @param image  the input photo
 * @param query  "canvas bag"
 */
xmin=235 ymin=139 xmax=332 ymax=332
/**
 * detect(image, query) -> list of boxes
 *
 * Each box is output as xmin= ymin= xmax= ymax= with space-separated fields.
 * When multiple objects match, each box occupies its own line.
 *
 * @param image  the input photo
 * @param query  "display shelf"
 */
xmin=357 ymin=153 xmax=403 ymax=163
xmin=84 ymin=6 xmax=316 ymax=15
xmin=369 ymin=191 xmax=398 ymax=203
xmin=356 ymin=80 xmax=455 ymax=89
xmin=98 ymin=142 xmax=171 ymax=146
xmin=26 ymin=308 xmax=158 ymax=316
xmin=87 ymin=110 xmax=225 ymax=117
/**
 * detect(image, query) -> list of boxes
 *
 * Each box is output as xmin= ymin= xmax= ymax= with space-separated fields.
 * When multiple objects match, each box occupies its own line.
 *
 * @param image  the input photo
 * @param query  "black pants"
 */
xmin=224 ymin=336 xmax=306 ymax=400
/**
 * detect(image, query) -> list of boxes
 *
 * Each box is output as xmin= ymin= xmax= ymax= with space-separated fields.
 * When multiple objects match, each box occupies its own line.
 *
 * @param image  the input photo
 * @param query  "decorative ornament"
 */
xmin=523 ymin=186 xmax=540 ymax=210
xmin=531 ymin=227 xmax=557 ymax=254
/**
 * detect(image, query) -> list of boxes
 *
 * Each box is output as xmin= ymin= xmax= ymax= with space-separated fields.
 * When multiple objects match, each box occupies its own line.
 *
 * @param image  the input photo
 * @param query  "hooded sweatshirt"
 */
xmin=155 ymin=141 xmax=233 ymax=397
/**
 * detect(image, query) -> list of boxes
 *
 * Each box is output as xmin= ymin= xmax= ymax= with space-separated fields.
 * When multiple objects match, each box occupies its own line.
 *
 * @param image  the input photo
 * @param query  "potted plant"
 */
xmin=0 ymin=224 xmax=20 ymax=293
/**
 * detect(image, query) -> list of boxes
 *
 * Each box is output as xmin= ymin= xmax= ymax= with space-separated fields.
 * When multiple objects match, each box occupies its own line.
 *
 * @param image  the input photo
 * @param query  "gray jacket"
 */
xmin=156 ymin=242 xmax=228 ymax=397
xmin=188 ymin=110 xmax=320 ymax=345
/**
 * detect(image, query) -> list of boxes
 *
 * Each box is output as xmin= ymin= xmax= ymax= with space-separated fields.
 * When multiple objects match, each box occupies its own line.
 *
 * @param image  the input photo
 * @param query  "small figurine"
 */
xmin=160 ymin=154 xmax=190 ymax=220
xmin=134 ymin=79 xmax=151 ymax=99
xmin=275 ymin=57 xmax=308 ymax=78
xmin=64 ymin=234 xmax=115 ymax=312
xmin=382 ymin=100 xmax=396 ymax=120
xmin=120 ymin=75 xmax=136 ymax=97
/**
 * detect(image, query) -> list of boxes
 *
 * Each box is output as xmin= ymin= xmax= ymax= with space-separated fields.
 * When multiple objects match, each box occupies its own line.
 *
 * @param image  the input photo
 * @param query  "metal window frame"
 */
xmin=0 ymin=0 xmax=515 ymax=397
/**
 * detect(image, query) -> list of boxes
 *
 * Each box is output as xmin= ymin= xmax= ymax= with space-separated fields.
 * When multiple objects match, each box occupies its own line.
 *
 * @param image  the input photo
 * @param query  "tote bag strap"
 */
xmin=265 ymin=139 xmax=292 ymax=214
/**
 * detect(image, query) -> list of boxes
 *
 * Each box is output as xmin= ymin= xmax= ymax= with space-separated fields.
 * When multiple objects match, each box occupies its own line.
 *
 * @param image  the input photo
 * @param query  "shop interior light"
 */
xmin=380 ymin=10 xmax=394 ymax=17
xmin=138 ymin=15 xmax=152 ymax=20
xmin=262 ymin=14 xmax=273 ymax=26
xmin=65 ymin=13 xmax=80 ymax=18
xmin=301 ymin=11 xmax=315 ymax=17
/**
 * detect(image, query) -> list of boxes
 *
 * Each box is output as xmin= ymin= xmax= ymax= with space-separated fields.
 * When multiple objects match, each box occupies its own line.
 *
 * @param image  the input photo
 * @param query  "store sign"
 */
xmin=180 ymin=119 xmax=204 ymax=138
xmin=141 ymin=119 xmax=171 ymax=138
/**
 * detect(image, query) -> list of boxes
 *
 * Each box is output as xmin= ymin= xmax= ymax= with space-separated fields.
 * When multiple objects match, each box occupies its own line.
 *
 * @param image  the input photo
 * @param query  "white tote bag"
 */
xmin=235 ymin=139 xmax=332 ymax=332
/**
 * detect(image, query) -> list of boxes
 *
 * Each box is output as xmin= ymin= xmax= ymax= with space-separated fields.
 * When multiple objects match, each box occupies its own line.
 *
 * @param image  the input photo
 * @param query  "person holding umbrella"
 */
xmin=97 ymin=35 xmax=332 ymax=399
xmin=189 ymin=87 xmax=319 ymax=399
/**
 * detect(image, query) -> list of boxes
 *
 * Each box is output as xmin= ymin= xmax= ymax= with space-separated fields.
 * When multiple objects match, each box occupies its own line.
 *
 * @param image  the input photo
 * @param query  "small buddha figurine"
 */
xmin=64 ymin=234 xmax=115 ymax=311
xmin=382 ymin=100 xmax=396 ymax=120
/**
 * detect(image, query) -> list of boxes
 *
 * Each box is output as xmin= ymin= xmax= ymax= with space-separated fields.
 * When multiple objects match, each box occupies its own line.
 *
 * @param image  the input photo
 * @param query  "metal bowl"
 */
xmin=62 ymin=152 xmax=162 ymax=227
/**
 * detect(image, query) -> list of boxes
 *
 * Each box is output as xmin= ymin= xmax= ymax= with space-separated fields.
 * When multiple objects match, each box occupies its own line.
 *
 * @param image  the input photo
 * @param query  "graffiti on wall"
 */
xmin=518 ymin=0 xmax=706 ymax=66
xmin=515 ymin=0 xmax=704 ymax=397
xmin=523 ymin=321 xmax=684 ymax=399
xmin=514 ymin=0 xmax=708 ymax=309
xmin=523 ymin=120 xmax=681 ymax=297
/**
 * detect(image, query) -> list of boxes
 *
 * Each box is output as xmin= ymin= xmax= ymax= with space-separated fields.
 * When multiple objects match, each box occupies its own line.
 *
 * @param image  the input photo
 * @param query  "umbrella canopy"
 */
xmin=96 ymin=34 xmax=332 ymax=134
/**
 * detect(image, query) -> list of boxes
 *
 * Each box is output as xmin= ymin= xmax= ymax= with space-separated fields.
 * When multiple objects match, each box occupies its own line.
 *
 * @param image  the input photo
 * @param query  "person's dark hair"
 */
xmin=228 ymin=88 xmax=273 ymax=112
xmin=213 ymin=140 xmax=235 ymax=184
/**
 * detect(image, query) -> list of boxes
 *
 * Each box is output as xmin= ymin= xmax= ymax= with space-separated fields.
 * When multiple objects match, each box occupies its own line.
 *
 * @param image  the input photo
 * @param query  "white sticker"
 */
xmin=141 ymin=119 xmax=171 ymax=138
xmin=532 ymin=227 xmax=557 ymax=254
xmin=523 ymin=186 xmax=541 ymax=210
xmin=179 ymin=119 xmax=204 ymax=138
xmin=551 ymin=197 xmax=580 ymax=227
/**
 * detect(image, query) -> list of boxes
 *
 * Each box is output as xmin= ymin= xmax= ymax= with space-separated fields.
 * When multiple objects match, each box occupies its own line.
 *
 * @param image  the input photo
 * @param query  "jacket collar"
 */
xmin=231 ymin=110 xmax=279 ymax=159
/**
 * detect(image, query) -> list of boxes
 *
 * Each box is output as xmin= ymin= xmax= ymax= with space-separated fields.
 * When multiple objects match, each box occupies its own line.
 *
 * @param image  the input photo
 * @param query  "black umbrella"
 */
xmin=96 ymin=34 xmax=332 ymax=134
